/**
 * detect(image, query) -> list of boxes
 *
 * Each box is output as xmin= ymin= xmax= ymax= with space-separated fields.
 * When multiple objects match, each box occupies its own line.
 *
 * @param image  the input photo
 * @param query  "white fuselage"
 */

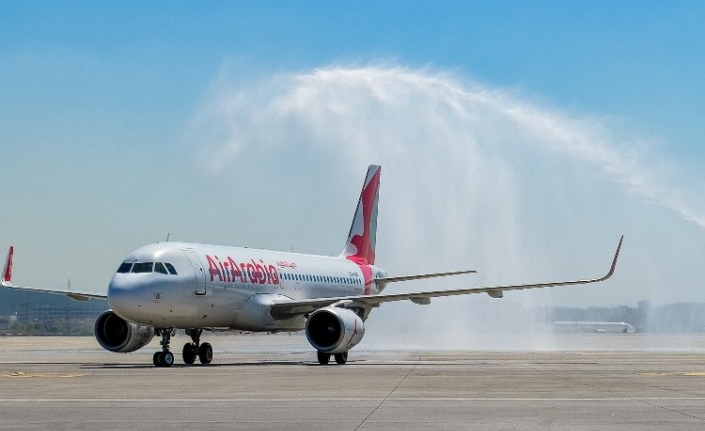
xmin=107 ymin=242 xmax=387 ymax=332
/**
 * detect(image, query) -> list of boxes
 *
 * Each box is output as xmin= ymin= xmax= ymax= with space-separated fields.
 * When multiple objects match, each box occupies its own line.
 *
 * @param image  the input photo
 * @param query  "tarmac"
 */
xmin=1 ymin=334 xmax=705 ymax=430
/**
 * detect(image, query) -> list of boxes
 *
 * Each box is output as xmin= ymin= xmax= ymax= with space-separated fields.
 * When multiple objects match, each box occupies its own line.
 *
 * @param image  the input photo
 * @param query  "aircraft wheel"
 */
xmin=334 ymin=351 xmax=348 ymax=365
xmin=162 ymin=351 xmax=174 ymax=367
xmin=317 ymin=351 xmax=330 ymax=365
xmin=198 ymin=342 xmax=213 ymax=365
xmin=182 ymin=343 xmax=197 ymax=365
xmin=153 ymin=351 xmax=174 ymax=367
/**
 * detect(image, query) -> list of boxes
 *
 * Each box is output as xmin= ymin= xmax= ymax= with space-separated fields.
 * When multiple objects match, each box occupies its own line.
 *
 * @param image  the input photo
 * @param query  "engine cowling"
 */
xmin=305 ymin=307 xmax=365 ymax=354
xmin=94 ymin=310 xmax=155 ymax=353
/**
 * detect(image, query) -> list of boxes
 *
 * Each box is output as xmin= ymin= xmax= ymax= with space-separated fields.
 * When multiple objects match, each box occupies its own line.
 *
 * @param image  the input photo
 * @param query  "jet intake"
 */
xmin=94 ymin=310 xmax=155 ymax=353
xmin=487 ymin=289 xmax=503 ymax=298
xmin=305 ymin=307 xmax=364 ymax=354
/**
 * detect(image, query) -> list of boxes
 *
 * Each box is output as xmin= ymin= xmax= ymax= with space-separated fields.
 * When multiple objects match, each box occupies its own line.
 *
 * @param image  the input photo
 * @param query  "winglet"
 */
xmin=2 ymin=246 xmax=14 ymax=286
xmin=598 ymin=235 xmax=623 ymax=282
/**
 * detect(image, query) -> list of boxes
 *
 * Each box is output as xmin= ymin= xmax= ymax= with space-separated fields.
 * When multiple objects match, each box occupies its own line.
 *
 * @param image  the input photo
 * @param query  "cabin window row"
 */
xmin=117 ymin=262 xmax=178 ymax=275
xmin=280 ymin=273 xmax=361 ymax=285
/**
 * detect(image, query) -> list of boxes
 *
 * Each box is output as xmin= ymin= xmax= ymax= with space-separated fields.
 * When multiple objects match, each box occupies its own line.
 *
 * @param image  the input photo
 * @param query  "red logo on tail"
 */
xmin=343 ymin=165 xmax=381 ymax=265
xmin=3 ymin=246 xmax=14 ymax=283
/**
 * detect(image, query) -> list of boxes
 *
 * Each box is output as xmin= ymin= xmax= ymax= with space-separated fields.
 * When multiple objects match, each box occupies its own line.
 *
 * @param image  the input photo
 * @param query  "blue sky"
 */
xmin=2 ymin=1 xmax=705 ymax=312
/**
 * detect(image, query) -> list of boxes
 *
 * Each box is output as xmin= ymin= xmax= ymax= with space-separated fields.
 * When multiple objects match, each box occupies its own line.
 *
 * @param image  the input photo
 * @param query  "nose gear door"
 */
xmin=182 ymin=249 xmax=206 ymax=295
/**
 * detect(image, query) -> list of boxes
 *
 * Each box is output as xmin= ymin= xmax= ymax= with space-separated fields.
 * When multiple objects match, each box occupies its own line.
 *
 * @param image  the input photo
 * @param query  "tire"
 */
xmin=199 ymin=342 xmax=213 ymax=365
xmin=163 ymin=351 xmax=174 ymax=367
xmin=334 ymin=351 xmax=348 ymax=365
xmin=317 ymin=351 xmax=330 ymax=365
xmin=153 ymin=351 xmax=162 ymax=367
xmin=182 ymin=343 xmax=196 ymax=365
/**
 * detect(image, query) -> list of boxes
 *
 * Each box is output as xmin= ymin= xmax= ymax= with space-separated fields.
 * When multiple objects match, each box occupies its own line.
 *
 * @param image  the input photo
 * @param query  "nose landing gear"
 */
xmin=153 ymin=328 xmax=175 ymax=367
xmin=317 ymin=350 xmax=348 ymax=365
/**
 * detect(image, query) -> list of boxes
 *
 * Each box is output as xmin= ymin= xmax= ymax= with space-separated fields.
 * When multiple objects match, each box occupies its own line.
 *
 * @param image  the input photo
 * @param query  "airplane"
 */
xmin=552 ymin=321 xmax=636 ymax=334
xmin=1 ymin=165 xmax=623 ymax=367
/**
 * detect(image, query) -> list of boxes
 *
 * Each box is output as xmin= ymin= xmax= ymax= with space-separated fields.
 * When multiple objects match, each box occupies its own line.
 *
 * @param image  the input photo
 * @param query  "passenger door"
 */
xmin=183 ymin=249 xmax=206 ymax=295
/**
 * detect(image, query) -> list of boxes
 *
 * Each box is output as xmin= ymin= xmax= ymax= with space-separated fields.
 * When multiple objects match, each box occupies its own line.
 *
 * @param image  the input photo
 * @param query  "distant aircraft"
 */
xmin=2 ymin=165 xmax=623 ymax=367
xmin=553 ymin=321 xmax=636 ymax=334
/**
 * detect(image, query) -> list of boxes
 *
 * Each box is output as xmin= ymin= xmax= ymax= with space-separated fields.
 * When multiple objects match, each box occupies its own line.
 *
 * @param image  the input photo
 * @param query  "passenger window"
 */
xmin=117 ymin=262 xmax=132 ymax=273
xmin=131 ymin=262 xmax=153 ymax=273
xmin=164 ymin=263 xmax=177 ymax=275
xmin=154 ymin=262 xmax=168 ymax=274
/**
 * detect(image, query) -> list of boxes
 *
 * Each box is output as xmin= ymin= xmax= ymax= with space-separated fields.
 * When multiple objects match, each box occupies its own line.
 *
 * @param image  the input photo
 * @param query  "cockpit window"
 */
xmin=164 ymin=263 xmax=177 ymax=275
xmin=117 ymin=262 xmax=133 ymax=273
xmin=154 ymin=262 xmax=168 ymax=274
xmin=131 ymin=262 xmax=154 ymax=273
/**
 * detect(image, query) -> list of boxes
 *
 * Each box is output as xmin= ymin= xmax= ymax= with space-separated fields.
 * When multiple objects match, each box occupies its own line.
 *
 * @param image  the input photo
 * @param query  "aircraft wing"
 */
xmin=1 ymin=246 xmax=107 ymax=301
xmin=270 ymin=236 xmax=623 ymax=319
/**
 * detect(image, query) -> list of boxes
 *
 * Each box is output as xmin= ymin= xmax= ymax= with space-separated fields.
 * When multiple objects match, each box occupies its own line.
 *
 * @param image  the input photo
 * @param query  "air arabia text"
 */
xmin=206 ymin=255 xmax=280 ymax=286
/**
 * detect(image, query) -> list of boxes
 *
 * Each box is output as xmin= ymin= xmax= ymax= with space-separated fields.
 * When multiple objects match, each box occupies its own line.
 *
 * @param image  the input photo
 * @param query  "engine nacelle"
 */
xmin=305 ymin=307 xmax=365 ymax=354
xmin=94 ymin=310 xmax=155 ymax=353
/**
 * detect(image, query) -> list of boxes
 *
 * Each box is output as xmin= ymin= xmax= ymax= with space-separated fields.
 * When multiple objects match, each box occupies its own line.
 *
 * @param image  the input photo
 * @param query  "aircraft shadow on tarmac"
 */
xmin=80 ymin=360 xmax=349 ymax=369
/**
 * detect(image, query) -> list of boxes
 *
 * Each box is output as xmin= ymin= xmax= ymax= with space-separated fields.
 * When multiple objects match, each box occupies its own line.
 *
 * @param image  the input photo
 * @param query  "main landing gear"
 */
xmin=182 ymin=328 xmax=212 ymax=366
xmin=317 ymin=350 xmax=348 ymax=365
xmin=152 ymin=328 xmax=213 ymax=367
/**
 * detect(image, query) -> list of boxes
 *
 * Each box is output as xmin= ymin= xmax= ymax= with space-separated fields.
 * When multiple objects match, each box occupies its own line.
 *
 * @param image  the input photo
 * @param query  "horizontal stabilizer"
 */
xmin=376 ymin=269 xmax=477 ymax=285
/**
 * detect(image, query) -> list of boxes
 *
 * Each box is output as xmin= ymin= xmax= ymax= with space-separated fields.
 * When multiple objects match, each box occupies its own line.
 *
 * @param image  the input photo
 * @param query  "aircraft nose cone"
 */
xmin=107 ymin=277 xmax=144 ymax=321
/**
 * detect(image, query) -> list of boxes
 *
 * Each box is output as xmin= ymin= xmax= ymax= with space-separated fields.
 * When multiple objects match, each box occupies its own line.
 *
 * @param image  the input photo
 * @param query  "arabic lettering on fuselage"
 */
xmin=205 ymin=255 xmax=280 ymax=286
xmin=275 ymin=261 xmax=297 ymax=269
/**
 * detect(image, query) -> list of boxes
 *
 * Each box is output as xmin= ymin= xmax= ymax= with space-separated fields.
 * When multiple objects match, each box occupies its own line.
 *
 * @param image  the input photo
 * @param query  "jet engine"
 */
xmin=94 ymin=310 xmax=155 ymax=353
xmin=305 ymin=307 xmax=365 ymax=354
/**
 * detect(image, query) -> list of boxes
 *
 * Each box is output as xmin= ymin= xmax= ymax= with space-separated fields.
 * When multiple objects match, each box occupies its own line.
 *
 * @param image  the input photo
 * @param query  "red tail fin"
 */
xmin=2 ymin=246 xmax=14 ymax=285
xmin=341 ymin=165 xmax=381 ymax=265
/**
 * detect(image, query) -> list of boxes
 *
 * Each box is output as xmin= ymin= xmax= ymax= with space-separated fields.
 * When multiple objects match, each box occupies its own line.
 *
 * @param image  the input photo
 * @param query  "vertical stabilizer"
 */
xmin=341 ymin=165 xmax=381 ymax=265
xmin=2 ymin=246 xmax=14 ymax=286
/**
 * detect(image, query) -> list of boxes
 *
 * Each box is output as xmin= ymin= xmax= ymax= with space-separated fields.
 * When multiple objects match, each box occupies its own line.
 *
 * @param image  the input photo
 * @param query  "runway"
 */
xmin=1 ymin=335 xmax=705 ymax=430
